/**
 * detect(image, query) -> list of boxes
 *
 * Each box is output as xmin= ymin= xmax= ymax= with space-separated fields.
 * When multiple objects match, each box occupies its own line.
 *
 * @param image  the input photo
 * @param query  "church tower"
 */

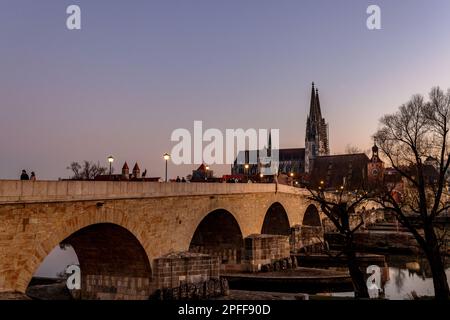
xmin=367 ymin=141 xmax=384 ymax=186
xmin=122 ymin=162 xmax=130 ymax=180
xmin=305 ymin=83 xmax=330 ymax=173
xmin=132 ymin=162 xmax=141 ymax=179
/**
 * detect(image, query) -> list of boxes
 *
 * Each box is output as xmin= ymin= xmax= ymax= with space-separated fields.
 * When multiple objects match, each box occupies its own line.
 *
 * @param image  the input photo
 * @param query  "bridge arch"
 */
xmin=15 ymin=208 xmax=154 ymax=297
xmin=189 ymin=209 xmax=244 ymax=264
xmin=27 ymin=222 xmax=152 ymax=300
xmin=302 ymin=204 xmax=322 ymax=227
xmin=261 ymin=202 xmax=291 ymax=235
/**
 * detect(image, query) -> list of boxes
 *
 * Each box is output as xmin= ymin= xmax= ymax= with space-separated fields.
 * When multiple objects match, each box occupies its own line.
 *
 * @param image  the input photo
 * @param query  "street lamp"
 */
xmin=244 ymin=164 xmax=249 ymax=176
xmin=107 ymin=156 xmax=114 ymax=178
xmin=205 ymin=165 xmax=210 ymax=181
xmin=290 ymin=172 xmax=294 ymax=177
xmin=163 ymin=153 xmax=170 ymax=182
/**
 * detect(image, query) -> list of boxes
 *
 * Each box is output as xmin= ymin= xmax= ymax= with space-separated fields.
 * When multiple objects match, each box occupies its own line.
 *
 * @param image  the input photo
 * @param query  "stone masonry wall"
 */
xmin=289 ymin=225 xmax=303 ymax=253
xmin=82 ymin=275 xmax=151 ymax=300
xmin=323 ymin=209 xmax=385 ymax=233
xmin=325 ymin=230 xmax=419 ymax=254
xmin=189 ymin=246 xmax=243 ymax=272
xmin=244 ymin=234 xmax=290 ymax=272
xmin=153 ymin=252 xmax=220 ymax=290
xmin=289 ymin=225 xmax=323 ymax=253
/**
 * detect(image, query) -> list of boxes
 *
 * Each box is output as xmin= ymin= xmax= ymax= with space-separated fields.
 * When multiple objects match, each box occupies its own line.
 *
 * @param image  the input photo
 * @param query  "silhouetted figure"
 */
xmin=30 ymin=172 xmax=36 ymax=181
xmin=181 ymin=177 xmax=186 ymax=183
xmin=176 ymin=176 xmax=181 ymax=182
xmin=142 ymin=169 xmax=147 ymax=178
xmin=20 ymin=170 xmax=29 ymax=180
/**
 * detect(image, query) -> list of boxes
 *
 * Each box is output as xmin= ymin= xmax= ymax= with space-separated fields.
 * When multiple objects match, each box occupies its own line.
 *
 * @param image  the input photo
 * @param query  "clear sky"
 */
xmin=1 ymin=0 xmax=450 ymax=180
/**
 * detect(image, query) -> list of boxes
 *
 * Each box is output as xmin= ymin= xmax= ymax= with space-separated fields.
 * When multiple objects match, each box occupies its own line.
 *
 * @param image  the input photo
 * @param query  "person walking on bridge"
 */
xmin=20 ymin=170 xmax=29 ymax=180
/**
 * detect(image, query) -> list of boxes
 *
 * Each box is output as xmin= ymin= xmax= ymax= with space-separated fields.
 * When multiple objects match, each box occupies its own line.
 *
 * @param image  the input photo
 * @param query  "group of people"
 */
xmin=20 ymin=169 xmax=36 ymax=181
xmin=175 ymin=176 xmax=187 ymax=183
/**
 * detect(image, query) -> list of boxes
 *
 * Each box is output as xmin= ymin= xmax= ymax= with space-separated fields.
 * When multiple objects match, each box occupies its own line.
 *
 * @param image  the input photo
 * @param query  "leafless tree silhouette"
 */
xmin=374 ymin=87 xmax=450 ymax=300
xmin=66 ymin=160 xmax=108 ymax=180
xmin=307 ymin=186 xmax=371 ymax=298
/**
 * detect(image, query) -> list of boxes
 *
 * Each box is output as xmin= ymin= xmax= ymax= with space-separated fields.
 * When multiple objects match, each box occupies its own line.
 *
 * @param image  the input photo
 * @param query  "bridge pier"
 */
xmin=290 ymin=225 xmax=324 ymax=253
xmin=243 ymin=234 xmax=290 ymax=272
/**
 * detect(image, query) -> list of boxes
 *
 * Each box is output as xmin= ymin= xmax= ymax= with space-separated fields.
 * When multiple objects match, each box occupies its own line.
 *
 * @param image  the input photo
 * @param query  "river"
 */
xmin=34 ymin=248 xmax=450 ymax=299
xmin=331 ymin=254 xmax=450 ymax=299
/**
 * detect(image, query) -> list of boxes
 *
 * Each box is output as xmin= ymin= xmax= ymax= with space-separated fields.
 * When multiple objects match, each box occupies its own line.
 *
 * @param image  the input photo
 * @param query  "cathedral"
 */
xmin=232 ymin=82 xmax=329 ymax=177
xmin=231 ymin=82 xmax=383 ymax=189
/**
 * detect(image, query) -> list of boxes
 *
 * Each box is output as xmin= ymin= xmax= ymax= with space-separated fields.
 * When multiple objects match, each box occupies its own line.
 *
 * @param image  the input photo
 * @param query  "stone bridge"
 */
xmin=0 ymin=180 xmax=324 ymax=299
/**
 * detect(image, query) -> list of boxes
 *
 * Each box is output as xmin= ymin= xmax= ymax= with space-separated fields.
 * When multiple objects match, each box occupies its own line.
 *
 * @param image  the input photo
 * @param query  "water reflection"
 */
xmin=331 ymin=254 xmax=450 ymax=299
xmin=382 ymin=255 xmax=450 ymax=299
xmin=393 ymin=267 xmax=406 ymax=293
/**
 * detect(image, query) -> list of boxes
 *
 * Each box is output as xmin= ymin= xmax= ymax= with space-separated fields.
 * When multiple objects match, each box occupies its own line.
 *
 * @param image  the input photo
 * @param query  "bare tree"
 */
xmin=345 ymin=144 xmax=362 ymax=154
xmin=374 ymin=87 xmax=450 ymax=300
xmin=308 ymin=186 xmax=371 ymax=298
xmin=66 ymin=161 xmax=108 ymax=180
xmin=345 ymin=144 xmax=371 ymax=158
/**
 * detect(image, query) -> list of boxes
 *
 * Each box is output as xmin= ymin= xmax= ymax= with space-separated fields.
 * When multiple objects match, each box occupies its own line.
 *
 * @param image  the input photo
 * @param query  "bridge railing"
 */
xmin=0 ymin=180 xmax=305 ymax=204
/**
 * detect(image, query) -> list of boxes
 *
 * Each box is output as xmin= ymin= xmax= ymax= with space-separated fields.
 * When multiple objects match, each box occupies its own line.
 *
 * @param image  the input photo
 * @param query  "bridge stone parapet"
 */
xmin=0 ymin=180 xmax=304 ymax=204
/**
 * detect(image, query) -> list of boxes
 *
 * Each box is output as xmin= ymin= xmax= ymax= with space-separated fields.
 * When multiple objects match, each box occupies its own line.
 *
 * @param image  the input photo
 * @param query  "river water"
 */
xmin=332 ymin=255 xmax=450 ymax=299
xmin=35 ymin=248 xmax=449 ymax=300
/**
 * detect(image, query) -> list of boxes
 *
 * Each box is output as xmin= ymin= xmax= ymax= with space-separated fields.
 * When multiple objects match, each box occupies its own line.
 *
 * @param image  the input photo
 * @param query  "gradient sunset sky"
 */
xmin=1 ymin=0 xmax=450 ymax=180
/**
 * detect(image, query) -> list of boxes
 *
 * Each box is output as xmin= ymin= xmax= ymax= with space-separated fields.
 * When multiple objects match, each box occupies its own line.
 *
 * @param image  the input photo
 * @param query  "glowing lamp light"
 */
xmin=163 ymin=153 xmax=170 ymax=182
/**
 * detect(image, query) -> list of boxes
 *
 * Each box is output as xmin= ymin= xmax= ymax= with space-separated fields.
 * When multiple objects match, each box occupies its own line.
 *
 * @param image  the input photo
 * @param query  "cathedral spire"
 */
xmin=305 ymin=82 xmax=330 ymax=173
xmin=309 ymin=82 xmax=316 ymax=119
xmin=268 ymin=130 xmax=272 ymax=157
xmin=315 ymin=88 xmax=322 ymax=119
xmin=268 ymin=130 xmax=272 ymax=150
